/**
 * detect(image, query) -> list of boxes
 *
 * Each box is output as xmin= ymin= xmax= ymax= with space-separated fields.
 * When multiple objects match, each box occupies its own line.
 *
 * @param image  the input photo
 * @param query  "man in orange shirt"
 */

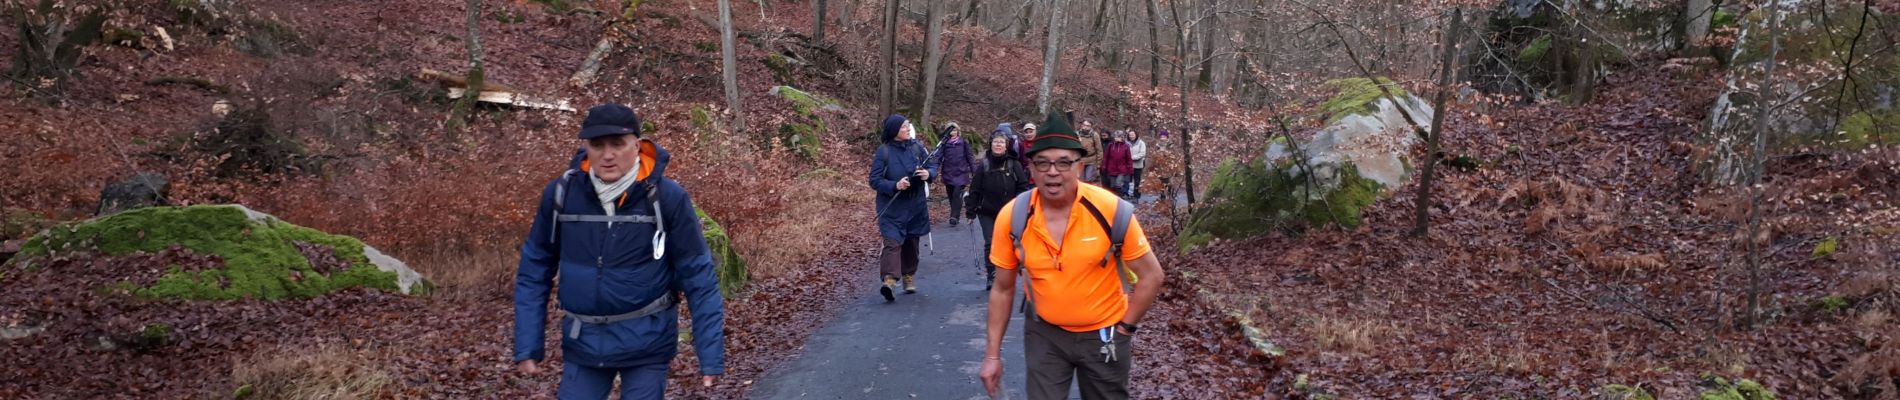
xmin=978 ymin=112 xmax=1166 ymax=400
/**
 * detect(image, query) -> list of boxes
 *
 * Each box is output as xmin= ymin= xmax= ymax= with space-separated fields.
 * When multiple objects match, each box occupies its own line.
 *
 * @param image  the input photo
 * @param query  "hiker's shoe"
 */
xmin=949 ymin=219 xmax=959 ymax=227
xmin=881 ymin=276 xmax=897 ymax=302
xmin=903 ymin=275 xmax=917 ymax=294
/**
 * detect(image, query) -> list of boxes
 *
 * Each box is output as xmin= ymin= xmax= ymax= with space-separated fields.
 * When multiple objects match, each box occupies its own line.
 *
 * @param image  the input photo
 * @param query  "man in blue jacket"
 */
xmin=514 ymin=104 xmax=726 ymax=399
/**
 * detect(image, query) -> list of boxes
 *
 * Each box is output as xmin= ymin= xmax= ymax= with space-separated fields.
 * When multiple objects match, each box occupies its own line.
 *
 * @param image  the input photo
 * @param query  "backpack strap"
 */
xmin=1007 ymin=190 xmax=1037 ymax=317
xmin=547 ymin=169 xmax=669 ymax=260
xmin=1078 ymin=197 xmax=1139 ymax=289
xmin=549 ymin=169 xmax=579 ymax=244
xmin=645 ymin=179 xmax=666 ymax=260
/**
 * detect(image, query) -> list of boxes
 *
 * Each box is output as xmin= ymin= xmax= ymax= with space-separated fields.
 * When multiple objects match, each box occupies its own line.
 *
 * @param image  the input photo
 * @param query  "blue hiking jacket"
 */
xmin=870 ymin=115 xmax=937 ymax=240
xmin=513 ymin=139 xmax=726 ymax=375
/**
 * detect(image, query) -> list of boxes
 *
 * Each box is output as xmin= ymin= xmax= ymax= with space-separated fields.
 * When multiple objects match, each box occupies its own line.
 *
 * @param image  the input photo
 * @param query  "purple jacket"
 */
xmin=938 ymin=135 xmax=977 ymax=186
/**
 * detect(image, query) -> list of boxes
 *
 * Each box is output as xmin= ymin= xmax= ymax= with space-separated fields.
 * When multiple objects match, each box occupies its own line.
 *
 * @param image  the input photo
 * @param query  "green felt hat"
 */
xmin=1025 ymin=112 xmax=1087 ymax=158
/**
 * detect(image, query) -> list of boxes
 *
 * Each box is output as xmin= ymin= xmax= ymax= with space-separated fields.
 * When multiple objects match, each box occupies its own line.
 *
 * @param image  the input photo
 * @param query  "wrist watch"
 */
xmin=1116 ymin=322 xmax=1138 ymax=334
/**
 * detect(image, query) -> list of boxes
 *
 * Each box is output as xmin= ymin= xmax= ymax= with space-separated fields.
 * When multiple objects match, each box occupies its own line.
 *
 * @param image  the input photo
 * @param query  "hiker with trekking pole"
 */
xmin=979 ymin=111 xmax=1166 ymax=400
xmin=869 ymin=114 xmax=939 ymax=303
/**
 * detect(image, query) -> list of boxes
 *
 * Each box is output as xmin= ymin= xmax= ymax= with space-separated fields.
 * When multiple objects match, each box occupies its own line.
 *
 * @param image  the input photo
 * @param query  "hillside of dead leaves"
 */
xmin=1162 ymin=60 xmax=1900 ymax=398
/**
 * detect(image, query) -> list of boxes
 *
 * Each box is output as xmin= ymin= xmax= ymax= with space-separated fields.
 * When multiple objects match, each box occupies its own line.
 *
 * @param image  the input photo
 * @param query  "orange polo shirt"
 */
xmin=990 ymin=184 xmax=1152 ymax=332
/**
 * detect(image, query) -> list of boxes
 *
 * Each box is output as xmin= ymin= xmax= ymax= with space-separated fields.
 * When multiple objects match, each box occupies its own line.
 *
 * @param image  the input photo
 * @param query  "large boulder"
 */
xmin=11 ymin=205 xmax=428 ymax=300
xmin=1180 ymin=78 xmax=1429 ymax=250
xmin=696 ymin=209 xmax=747 ymax=298
xmin=96 ymin=172 xmax=170 ymax=216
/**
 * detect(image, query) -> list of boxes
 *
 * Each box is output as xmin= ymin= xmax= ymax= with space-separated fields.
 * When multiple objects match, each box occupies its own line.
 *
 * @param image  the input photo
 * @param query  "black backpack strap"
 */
xmin=549 ymin=169 xmax=578 ymax=244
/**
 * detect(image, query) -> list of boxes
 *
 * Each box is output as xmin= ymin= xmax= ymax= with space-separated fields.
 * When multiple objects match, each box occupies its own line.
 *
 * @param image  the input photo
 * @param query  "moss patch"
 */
xmin=1811 ymin=294 xmax=1852 ymax=314
xmin=696 ymin=209 xmax=747 ymax=298
xmin=16 ymin=205 xmax=403 ymax=300
xmin=1518 ymin=33 xmax=1553 ymax=64
xmin=1698 ymin=374 xmax=1776 ymax=400
xmin=764 ymin=54 xmax=796 ymax=86
xmin=2 ymin=208 xmax=53 ymax=240
xmin=1836 ymin=111 xmax=1900 ymax=149
xmin=1179 ymin=160 xmax=1383 ymax=251
xmin=1811 ymin=236 xmax=1839 ymax=260
xmin=772 ymin=87 xmax=838 ymax=161
xmin=1320 ymin=77 xmax=1406 ymax=123
xmin=1602 ymin=384 xmax=1655 ymax=400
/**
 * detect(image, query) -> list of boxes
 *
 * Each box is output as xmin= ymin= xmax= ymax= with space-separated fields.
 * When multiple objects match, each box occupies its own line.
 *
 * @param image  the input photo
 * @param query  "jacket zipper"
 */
xmin=593 ymin=186 xmax=612 ymax=368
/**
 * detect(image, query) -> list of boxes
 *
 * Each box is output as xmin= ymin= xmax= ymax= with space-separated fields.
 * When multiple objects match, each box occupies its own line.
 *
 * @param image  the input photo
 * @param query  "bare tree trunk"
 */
xmin=1081 ymin=0 xmax=1111 ymax=69
xmin=719 ymin=0 xmax=746 ymax=131
xmin=1146 ymin=0 xmax=1161 ymax=88
xmin=918 ymin=0 xmax=946 ymax=131
xmin=1170 ymin=0 xmax=1194 ymax=204
xmin=964 ymin=0 xmax=982 ymax=60
xmin=1037 ymin=0 xmax=1067 ymax=114
xmin=841 ymin=0 xmax=857 ymax=31
xmin=1016 ymin=0 xmax=1037 ymax=39
xmin=570 ymin=0 xmax=643 ymax=88
xmin=1412 ymin=7 xmax=1463 ymax=237
xmin=814 ymin=0 xmax=829 ymax=41
xmin=1744 ymin=0 xmax=1783 ymax=329
xmin=1682 ymin=0 xmax=1713 ymax=50
xmin=880 ymin=0 xmax=898 ymax=116
xmin=452 ymin=0 xmax=486 ymax=127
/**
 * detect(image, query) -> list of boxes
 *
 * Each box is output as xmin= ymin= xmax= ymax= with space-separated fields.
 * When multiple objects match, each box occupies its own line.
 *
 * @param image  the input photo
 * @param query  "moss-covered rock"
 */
xmin=696 ymin=209 xmax=746 ymax=298
xmin=764 ymin=54 xmax=796 ymax=86
xmin=1319 ymin=78 xmax=1408 ymax=123
xmin=1184 ymin=79 xmax=1424 ymax=250
xmin=770 ymin=86 xmax=839 ymax=161
xmin=1698 ymin=374 xmax=1776 ymax=400
xmin=1179 ymin=159 xmax=1382 ymax=251
xmin=13 ymin=205 xmax=426 ymax=300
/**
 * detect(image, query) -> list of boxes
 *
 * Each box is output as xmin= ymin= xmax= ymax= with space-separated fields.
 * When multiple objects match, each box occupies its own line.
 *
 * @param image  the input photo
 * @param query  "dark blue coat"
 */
xmin=514 ymin=140 xmax=726 ymax=374
xmin=870 ymin=115 xmax=937 ymax=240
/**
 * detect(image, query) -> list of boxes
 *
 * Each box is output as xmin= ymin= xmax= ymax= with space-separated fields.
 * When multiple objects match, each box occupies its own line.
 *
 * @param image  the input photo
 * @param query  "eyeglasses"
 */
xmin=1031 ymin=159 xmax=1078 ymax=172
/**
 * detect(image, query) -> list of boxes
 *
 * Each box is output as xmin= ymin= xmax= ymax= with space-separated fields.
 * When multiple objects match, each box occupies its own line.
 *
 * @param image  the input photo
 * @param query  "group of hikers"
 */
xmin=869 ymin=111 xmax=1153 ymax=298
xmin=513 ymin=104 xmax=1164 ymax=400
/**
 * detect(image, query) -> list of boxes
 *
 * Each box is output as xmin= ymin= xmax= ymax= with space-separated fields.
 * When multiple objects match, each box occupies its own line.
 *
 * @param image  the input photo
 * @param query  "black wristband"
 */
xmin=1117 ymin=322 xmax=1138 ymax=334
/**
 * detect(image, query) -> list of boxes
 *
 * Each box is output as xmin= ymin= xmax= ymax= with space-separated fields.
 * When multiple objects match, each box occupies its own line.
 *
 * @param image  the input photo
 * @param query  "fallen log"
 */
xmin=418 ymin=68 xmax=574 ymax=112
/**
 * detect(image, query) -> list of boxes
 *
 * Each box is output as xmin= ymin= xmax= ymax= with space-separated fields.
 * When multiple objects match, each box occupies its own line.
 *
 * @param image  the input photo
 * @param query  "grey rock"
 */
xmin=96 ymin=172 xmax=170 ymax=216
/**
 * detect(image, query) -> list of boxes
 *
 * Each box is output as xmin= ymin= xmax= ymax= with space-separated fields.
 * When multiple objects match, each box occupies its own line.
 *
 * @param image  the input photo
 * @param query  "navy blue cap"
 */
xmin=578 ymin=104 xmax=641 ymax=139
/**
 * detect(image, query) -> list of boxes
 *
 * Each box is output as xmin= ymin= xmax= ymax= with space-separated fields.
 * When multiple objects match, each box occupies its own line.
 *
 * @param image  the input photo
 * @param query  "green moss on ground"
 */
xmin=1698 ymin=375 xmax=1776 ymax=400
xmin=1836 ymin=111 xmax=1900 ymax=149
xmin=1602 ymin=384 xmax=1655 ymax=400
xmin=17 ymin=205 xmax=402 ymax=300
xmin=1811 ymin=236 xmax=1839 ymax=260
